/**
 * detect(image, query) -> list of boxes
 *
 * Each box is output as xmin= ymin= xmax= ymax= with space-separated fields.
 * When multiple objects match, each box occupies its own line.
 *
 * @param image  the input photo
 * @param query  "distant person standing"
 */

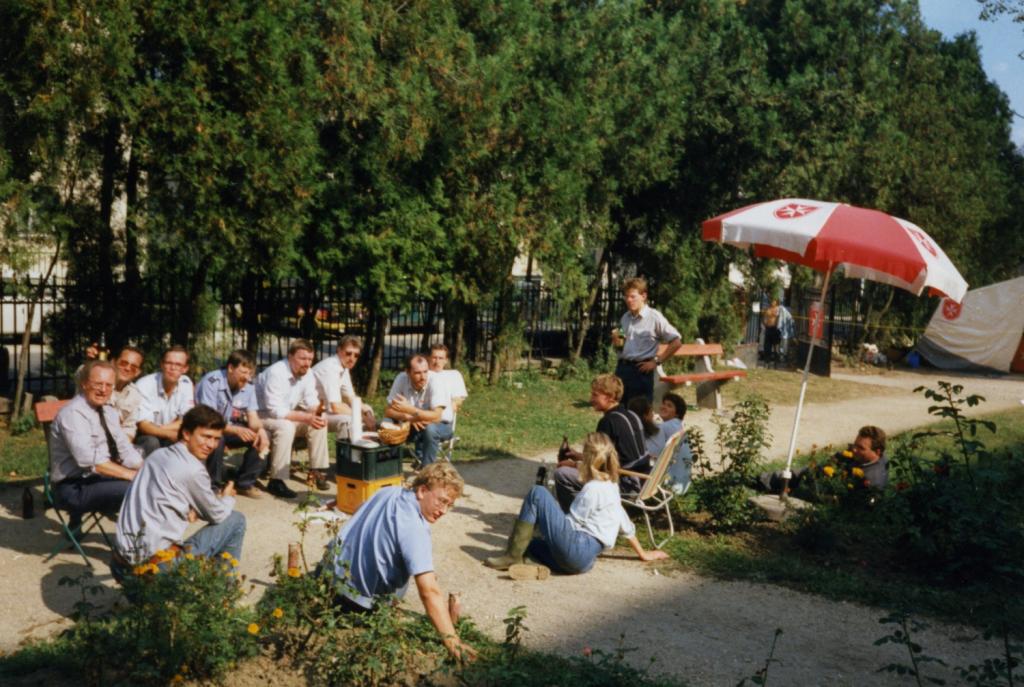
xmin=612 ymin=277 xmax=682 ymax=404
xmin=762 ymin=298 xmax=781 ymax=366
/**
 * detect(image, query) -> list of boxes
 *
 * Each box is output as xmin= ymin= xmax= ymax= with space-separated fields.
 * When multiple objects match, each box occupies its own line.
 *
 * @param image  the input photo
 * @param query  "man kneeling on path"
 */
xmin=320 ymin=463 xmax=475 ymax=662
xmin=756 ymin=425 xmax=889 ymax=495
xmin=113 ymin=405 xmax=246 ymax=579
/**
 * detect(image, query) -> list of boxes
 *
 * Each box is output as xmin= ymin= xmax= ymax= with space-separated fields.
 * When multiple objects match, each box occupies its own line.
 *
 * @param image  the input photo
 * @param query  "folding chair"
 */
xmin=620 ymin=430 xmax=686 ymax=550
xmin=439 ymin=411 xmax=459 ymax=463
xmin=34 ymin=399 xmax=113 ymax=567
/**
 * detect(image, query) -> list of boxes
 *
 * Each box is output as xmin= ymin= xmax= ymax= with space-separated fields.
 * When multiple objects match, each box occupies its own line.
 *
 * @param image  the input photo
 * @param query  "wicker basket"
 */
xmin=377 ymin=421 xmax=411 ymax=446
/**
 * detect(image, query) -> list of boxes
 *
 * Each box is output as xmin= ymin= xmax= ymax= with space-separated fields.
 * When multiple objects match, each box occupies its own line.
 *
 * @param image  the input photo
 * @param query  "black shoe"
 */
xmin=267 ymin=479 xmax=297 ymax=499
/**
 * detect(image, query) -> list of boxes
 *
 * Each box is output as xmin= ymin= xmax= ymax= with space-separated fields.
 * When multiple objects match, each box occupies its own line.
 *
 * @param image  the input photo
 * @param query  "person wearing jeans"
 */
xmin=113 ymin=405 xmax=246 ymax=580
xmin=385 ymin=354 xmax=453 ymax=466
xmin=485 ymin=433 xmax=667 ymax=579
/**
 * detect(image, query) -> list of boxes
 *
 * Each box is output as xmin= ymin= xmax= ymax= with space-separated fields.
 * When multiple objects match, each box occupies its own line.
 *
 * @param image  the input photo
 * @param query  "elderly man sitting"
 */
xmin=49 ymin=360 xmax=144 ymax=527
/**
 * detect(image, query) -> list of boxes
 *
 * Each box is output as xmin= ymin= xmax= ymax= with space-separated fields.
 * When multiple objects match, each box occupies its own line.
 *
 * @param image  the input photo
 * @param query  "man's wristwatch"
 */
xmin=653 ymin=356 xmax=661 ymax=365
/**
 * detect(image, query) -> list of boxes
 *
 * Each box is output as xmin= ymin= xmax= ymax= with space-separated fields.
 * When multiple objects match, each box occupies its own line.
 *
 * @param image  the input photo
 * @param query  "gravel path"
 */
xmin=2 ymin=368 xmax=1021 ymax=685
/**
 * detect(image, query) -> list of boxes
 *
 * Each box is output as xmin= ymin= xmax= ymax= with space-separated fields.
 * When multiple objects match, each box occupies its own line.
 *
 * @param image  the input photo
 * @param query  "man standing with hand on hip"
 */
xmin=613 ymin=277 xmax=681 ymax=405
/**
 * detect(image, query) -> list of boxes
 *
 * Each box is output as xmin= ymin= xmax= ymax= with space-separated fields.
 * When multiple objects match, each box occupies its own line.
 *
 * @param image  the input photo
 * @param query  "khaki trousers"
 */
xmin=261 ymin=417 xmax=329 ymax=481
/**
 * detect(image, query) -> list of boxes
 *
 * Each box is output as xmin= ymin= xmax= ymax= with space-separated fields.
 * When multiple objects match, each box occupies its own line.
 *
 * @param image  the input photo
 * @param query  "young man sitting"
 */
xmin=113 ymin=405 xmax=246 ymax=579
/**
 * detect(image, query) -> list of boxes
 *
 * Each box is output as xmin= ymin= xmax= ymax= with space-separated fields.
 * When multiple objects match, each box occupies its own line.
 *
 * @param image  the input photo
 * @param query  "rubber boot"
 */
xmin=484 ymin=519 xmax=534 ymax=570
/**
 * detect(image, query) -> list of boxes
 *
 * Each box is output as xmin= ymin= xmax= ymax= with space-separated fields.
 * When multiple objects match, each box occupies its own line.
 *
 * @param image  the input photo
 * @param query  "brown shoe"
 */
xmin=236 ymin=486 xmax=263 ymax=499
xmin=309 ymin=470 xmax=330 ymax=491
xmin=508 ymin=563 xmax=550 ymax=581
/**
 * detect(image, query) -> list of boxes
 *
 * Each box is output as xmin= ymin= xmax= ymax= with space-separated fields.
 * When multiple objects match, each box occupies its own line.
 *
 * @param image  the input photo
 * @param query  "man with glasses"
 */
xmin=134 ymin=346 xmax=195 ymax=456
xmin=312 ymin=335 xmax=376 ymax=435
xmin=320 ymin=462 xmax=475 ymax=662
xmin=78 ymin=345 xmax=146 ymax=439
xmin=50 ymin=361 xmax=143 ymax=526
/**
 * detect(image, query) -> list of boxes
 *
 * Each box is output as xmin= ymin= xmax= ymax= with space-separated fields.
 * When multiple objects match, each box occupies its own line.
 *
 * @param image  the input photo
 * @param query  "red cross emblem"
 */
xmin=908 ymin=227 xmax=938 ymax=257
xmin=774 ymin=203 xmax=818 ymax=220
xmin=941 ymin=299 xmax=961 ymax=321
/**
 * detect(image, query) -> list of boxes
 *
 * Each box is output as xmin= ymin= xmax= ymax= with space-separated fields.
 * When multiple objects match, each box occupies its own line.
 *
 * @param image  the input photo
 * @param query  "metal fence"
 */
xmin=1 ymin=275 xmax=618 ymax=398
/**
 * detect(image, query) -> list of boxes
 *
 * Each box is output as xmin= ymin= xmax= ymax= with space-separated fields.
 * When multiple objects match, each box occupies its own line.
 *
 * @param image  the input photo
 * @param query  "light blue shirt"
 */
xmin=49 ymin=394 xmax=143 ymax=483
xmin=135 ymin=372 xmax=195 ymax=425
xmin=195 ymin=369 xmax=256 ymax=425
xmin=328 ymin=487 xmax=433 ymax=609
xmin=115 ymin=442 xmax=236 ymax=561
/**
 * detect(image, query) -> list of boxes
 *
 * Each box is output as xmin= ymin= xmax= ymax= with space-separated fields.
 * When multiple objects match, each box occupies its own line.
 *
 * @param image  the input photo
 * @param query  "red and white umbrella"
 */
xmin=702 ymin=198 xmax=969 ymax=492
xmin=703 ymin=199 xmax=967 ymax=302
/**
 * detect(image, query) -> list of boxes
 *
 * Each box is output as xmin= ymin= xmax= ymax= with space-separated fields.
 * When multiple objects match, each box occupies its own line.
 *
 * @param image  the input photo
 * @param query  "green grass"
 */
xmin=0 ymin=426 xmax=48 ymax=484
xmin=657 ymin=406 xmax=1024 ymax=629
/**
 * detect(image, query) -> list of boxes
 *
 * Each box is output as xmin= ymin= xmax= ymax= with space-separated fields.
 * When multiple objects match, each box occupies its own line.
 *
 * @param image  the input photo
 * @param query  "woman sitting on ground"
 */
xmin=484 ymin=432 xmax=668 ymax=579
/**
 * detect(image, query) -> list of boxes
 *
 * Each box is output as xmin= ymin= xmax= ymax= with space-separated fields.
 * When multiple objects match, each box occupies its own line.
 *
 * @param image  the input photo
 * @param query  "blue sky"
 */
xmin=919 ymin=0 xmax=1024 ymax=147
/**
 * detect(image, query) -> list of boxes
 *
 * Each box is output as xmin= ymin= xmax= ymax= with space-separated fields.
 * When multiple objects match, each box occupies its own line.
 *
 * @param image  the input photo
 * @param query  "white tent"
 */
xmin=917 ymin=276 xmax=1024 ymax=373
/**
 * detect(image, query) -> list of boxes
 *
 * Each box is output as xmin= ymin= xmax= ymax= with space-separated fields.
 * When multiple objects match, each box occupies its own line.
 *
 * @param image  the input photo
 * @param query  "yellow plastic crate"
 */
xmin=336 ymin=474 xmax=404 ymax=514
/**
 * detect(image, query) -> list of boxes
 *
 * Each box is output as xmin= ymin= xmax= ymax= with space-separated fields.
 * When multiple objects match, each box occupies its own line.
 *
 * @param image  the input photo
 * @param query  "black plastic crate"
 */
xmin=335 ymin=440 xmax=402 ymax=481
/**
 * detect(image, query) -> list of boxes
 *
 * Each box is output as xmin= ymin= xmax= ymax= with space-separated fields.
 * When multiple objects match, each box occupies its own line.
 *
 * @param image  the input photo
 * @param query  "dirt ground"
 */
xmin=1 ymin=367 xmax=1022 ymax=685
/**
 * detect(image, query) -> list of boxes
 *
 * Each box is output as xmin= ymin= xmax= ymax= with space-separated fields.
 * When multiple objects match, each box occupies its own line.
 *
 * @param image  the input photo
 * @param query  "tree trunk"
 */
xmin=241 ymin=272 xmax=260 ymax=353
xmin=123 ymin=139 xmax=141 ymax=344
xmin=419 ymin=300 xmax=436 ymax=352
xmin=97 ymin=117 xmax=120 ymax=329
xmin=365 ymin=310 xmax=388 ymax=397
xmin=571 ymin=247 xmax=608 ymax=362
xmin=12 ymin=239 xmax=62 ymax=420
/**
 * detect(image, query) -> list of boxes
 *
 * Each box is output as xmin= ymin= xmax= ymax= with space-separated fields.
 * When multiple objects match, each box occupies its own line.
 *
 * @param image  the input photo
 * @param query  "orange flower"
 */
xmin=842 ymin=450 xmax=853 ymax=459
xmin=851 ymin=467 xmax=865 ymax=479
xmin=247 ymin=623 xmax=260 ymax=635
xmin=272 ymin=608 xmax=284 ymax=619
xmin=822 ymin=466 xmax=835 ymax=478
xmin=287 ymin=567 xmax=301 ymax=578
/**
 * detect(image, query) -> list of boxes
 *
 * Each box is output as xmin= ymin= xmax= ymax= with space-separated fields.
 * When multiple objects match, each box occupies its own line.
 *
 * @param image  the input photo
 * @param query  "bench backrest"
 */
xmin=34 ymin=399 xmax=69 ymax=453
xmin=672 ymin=343 xmax=724 ymax=358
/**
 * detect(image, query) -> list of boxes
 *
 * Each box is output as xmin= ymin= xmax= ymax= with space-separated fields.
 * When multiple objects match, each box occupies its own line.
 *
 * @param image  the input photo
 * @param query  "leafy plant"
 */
xmin=875 ymin=610 xmax=948 ymax=686
xmin=692 ymin=394 xmax=771 ymax=530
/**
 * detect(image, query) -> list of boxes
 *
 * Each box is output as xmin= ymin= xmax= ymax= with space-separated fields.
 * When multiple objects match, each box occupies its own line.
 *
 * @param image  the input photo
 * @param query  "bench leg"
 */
xmin=696 ymin=380 xmax=723 ymax=411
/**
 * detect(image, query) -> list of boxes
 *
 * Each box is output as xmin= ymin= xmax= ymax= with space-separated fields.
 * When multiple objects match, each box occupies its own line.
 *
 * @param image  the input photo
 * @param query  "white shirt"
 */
xmin=436 ymin=369 xmax=467 ymax=400
xmin=568 ymin=479 xmax=636 ymax=548
xmin=135 ymin=372 xmax=195 ymax=425
xmin=387 ymin=372 xmax=453 ymax=423
xmin=255 ymin=359 xmax=319 ymax=419
xmin=312 ymin=355 xmax=356 ymax=407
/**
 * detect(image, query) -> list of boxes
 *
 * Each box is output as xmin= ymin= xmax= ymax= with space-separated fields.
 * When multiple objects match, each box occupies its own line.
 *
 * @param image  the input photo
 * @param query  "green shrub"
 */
xmin=691 ymin=395 xmax=771 ymax=530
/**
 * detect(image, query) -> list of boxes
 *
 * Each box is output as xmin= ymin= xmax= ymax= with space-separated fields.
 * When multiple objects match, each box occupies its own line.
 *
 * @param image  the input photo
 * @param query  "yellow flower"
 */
xmin=154 ymin=549 xmax=177 ymax=563
xmin=247 ymin=623 xmax=260 ymax=635
xmin=221 ymin=552 xmax=233 ymax=560
xmin=846 ymin=483 xmax=854 ymax=490
xmin=171 ymin=675 xmax=184 ymax=684
xmin=132 ymin=565 xmax=148 ymax=576
xmin=842 ymin=450 xmax=853 ymax=458
xmin=272 ymin=607 xmax=284 ymax=619
xmin=822 ymin=466 xmax=835 ymax=477
xmin=852 ymin=467 xmax=865 ymax=478
xmin=185 ymin=553 xmax=195 ymax=560
xmin=287 ymin=567 xmax=301 ymax=578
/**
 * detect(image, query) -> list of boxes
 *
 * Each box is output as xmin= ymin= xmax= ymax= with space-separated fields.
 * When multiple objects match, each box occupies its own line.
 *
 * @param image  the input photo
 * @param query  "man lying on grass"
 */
xmin=321 ymin=463 xmax=475 ymax=662
xmin=756 ymin=425 xmax=889 ymax=495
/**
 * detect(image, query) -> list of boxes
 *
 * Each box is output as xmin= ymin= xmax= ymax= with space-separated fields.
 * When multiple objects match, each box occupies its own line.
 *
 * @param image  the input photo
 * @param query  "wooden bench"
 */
xmin=657 ymin=339 xmax=746 ymax=411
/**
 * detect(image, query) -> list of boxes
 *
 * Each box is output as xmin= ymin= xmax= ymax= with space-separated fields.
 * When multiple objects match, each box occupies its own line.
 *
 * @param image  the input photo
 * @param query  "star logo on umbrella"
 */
xmin=942 ymin=299 xmax=962 ymax=321
xmin=773 ymin=203 xmax=818 ymax=220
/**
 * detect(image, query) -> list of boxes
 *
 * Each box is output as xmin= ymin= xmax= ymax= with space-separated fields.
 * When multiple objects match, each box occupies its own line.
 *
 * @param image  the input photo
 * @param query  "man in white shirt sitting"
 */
xmin=255 ymin=339 xmax=329 ymax=499
xmin=312 ymin=335 xmax=376 ymax=435
xmin=385 ymin=354 xmax=453 ymax=466
xmin=113 ymin=405 xmax=245 ymax=579
xmin=427 ymin=344 xmax=467 ymax=413
xmin=134 ymin=346 xmax=195 ymax=456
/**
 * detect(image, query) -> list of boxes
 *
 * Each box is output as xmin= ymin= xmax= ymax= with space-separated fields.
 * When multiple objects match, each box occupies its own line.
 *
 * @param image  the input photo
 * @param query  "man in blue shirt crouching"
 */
xmin=322 ymin=462 xmax=475 ymax=662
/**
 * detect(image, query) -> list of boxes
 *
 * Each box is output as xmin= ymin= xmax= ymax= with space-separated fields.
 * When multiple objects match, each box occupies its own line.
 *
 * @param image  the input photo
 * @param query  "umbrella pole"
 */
xmin=779 ymin=264 xmax=833 ymax=501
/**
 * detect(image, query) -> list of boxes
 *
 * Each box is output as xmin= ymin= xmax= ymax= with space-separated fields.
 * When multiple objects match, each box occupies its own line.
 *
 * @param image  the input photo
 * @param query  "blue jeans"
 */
xmin=410 ymin=422 xmax=454 ymax=465
xmin=518 ymin=486 xmax=603 ymax=575
xmin=184 ymin=510 xmax=247 ymax=561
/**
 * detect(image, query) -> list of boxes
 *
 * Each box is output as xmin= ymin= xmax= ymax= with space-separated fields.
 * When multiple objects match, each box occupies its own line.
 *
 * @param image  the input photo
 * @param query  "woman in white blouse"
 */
xmin=484 ymin=432 xmax=668 ymax=579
